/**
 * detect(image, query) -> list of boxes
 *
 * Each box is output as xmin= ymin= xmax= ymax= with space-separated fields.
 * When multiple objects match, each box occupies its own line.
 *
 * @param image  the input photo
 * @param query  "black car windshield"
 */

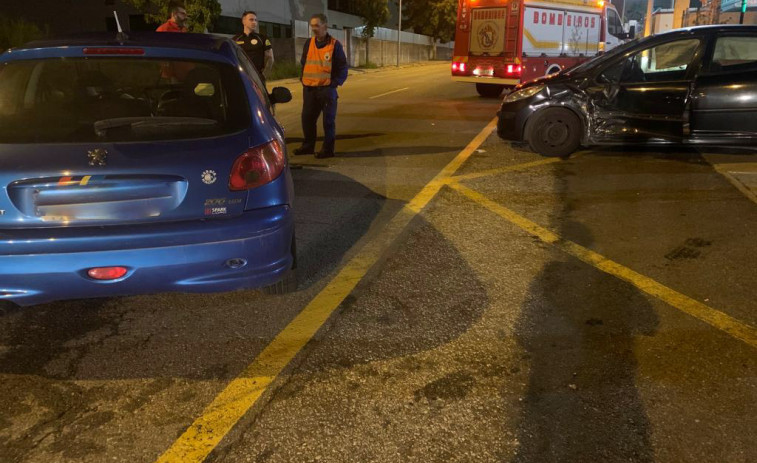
xmin=565 ymin=35 xmax=655 ymax=75
xmin=0 ymin=57 xmax=250 ymax=143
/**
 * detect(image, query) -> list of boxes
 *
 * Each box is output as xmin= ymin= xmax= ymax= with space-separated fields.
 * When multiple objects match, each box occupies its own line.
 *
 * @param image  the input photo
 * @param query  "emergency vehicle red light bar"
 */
xmin=83 ymin=48 xmax=145 ymax=55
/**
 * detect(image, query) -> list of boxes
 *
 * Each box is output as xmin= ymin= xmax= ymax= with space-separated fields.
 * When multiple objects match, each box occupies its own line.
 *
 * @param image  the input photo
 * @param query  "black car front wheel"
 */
xmin=526 ymin=108 xmax=581 ymax=157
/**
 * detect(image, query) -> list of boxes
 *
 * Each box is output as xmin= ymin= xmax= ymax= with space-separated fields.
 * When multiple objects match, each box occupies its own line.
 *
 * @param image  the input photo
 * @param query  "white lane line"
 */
xmin=369 ymin=87 xmax=410 ymax=99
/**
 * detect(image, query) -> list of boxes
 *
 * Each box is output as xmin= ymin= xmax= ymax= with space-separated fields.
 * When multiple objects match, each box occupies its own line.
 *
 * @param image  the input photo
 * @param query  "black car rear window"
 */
xmin=0 ymin=57 xmax=250 ymax=143
xmin=711 ymin=35 xmax=757 ymax=72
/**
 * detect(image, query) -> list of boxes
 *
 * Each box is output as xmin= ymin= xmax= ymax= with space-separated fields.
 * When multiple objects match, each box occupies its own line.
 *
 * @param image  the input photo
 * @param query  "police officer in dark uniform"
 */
xmin=233 ymin=11 xmax=273 ymax=82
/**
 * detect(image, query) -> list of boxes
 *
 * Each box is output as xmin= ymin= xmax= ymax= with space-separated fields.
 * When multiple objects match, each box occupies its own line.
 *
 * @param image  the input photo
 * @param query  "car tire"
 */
xmin=526 ymin=108 xmax=582 ymax=157
xmin=262 ymin=269 xmax=297 ymax=295
xmin=262 ymin=234 xmax=298 ymax=295
xmin=476 ymin=83 xmax=505 ymax=98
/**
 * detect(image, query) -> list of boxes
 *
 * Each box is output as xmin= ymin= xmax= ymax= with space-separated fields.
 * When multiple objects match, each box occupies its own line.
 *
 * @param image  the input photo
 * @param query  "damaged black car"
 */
xmin=497 ymin=25 xmax=757 ymax=157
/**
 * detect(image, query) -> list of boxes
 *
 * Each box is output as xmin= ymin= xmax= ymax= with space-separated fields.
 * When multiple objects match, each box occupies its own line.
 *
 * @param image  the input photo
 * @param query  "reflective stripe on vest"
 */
xmin=302 ymin=37 xmax=336 ymax=87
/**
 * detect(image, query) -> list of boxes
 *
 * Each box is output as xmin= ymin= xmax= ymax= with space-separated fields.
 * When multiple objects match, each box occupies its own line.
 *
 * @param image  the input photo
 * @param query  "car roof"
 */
xmin=17 ymin=31 xmax=231 ymax=53
xmin=652 ymin=24 xmax=757 ymax=39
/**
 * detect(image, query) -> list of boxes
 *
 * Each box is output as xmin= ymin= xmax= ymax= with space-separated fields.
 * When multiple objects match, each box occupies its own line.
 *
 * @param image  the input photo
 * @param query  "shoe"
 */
xmin=293 ymin=147 xmax=315 ymax=156
xmin=315 ymin=150 xmax=334 ymax=159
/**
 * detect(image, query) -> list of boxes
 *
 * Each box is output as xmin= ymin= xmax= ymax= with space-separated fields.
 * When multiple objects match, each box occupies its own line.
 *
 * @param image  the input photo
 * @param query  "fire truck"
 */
xmin=452 ymin=0 xmax=629 ymax=97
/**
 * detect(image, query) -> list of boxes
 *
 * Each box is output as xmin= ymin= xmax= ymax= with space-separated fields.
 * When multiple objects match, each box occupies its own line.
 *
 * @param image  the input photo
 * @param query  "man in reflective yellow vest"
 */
xmin=293 ymin=14 xmax=349 ymax=159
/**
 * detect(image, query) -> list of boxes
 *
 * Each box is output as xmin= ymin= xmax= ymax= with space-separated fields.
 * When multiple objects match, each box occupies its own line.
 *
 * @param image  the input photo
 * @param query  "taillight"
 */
xmin=88 ymin=267 xmax=128 ymax=280
xmin=459 ymin=62 xmax=467 ymax=73
xmin=506 ymin=64 xmax=522 ymax=77
xmin=451 ymin=62 xmax=459 ymax=72
xmin=452 ymin=62 xmax=467 ymax=73
xmin=83 ymin=47 xmax=145 ymax=55
xmin=229 ymin=139 xmax=286 ymax=191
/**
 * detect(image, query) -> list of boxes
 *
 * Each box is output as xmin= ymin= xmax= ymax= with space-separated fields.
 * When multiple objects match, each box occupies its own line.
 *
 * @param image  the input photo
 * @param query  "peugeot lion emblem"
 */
xmin=88 ymin=148 xmax=108 ymax=167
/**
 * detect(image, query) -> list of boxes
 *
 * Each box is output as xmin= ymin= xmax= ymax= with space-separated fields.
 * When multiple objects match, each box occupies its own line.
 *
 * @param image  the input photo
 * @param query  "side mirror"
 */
xmin=628 ymin=25 xmax=636 ymax=39
xmin=269 ymin=87 xmax=292 ymax=104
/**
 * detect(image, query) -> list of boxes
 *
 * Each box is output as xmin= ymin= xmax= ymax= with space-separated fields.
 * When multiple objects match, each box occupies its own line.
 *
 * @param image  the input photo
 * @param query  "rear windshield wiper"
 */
xmin=94 ymin=117 xmax=219 ymax=137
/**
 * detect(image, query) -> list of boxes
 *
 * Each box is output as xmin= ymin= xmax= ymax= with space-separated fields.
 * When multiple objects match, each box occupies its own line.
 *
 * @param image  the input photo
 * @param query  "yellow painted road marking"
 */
xmin=447 ymin=157 xmax=562 ymax=183
xmin=153 ymin=117 xmax=499 ymax=463
xmin=450 ymin=182 xmax=757 ymax=349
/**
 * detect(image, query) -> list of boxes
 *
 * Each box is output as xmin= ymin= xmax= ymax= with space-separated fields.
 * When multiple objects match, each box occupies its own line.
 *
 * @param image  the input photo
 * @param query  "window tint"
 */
xmin=0 ymin=58 xmax=249 ymax=143
xmin=605 ymin=39 xmax=700 ymax=83
xmin=711 ymin=35 xmax=757 ymax=72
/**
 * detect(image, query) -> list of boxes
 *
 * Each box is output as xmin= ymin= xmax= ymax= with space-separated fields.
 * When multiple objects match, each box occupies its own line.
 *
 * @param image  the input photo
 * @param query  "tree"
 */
xmin=0 ymin=16 xmax=46 ymax=50
xmin=403 ymin=0 xmax=456 ymax=59
xmin=356 ymin=0 xmax=390 ymax=64
xmin=121 ymin=0 xmax=221 ymax=33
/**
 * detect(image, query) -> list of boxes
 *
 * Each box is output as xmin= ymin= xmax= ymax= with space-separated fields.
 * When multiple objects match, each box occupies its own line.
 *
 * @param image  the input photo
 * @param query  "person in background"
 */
xmin=156 ymin=5 xmax=188 ymax=32
xmin=156 ymin=5 xmax=190 ymax=81
xmin=293 ymin=13 xmax=348 ymax=159
xmin=234 ymin=11 xmax=274 ymax=82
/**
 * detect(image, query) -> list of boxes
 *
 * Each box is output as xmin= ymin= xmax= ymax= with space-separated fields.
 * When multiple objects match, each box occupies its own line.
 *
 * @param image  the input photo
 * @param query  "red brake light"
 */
xmin=452 ymin=62 xmax=459 ymax=72
xmin=83 ymin=47 xmax=145 ymax=55
xmin=229 ymin=140 xmax=286 ymax=191
xmin=506 ymin=64 xmax=522 ymax=76
xmin=88 ymin=267 xmax=128 ymax=280
xmin=459 ymin=62 xmax=467 ymax=73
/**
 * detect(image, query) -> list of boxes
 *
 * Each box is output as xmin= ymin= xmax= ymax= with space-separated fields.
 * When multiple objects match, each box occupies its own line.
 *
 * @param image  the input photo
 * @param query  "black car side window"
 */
xmin=602 ymin=39 xmax=700 ymax=84
xmin=709 ymin=36 xmax=757 ymax=73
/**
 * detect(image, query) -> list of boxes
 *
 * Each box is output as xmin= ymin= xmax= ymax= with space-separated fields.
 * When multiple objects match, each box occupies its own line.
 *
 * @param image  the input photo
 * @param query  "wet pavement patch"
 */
xmin=665 ymin=238 xmax=712 ymax=261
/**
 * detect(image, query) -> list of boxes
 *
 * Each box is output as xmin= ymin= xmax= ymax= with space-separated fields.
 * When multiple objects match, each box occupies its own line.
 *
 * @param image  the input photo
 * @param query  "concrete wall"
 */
xmin=293 ymin=21 xmax=453 ymax=67
xmin=352 ymin=38 xmax=453 ymax=67
xmin=652 ymin=10 xmax=675 ymax=33
xmin=717 ymin=11 xmax=757 ymax=24
xmin=218 ymin=0 xmax=293 ymax=24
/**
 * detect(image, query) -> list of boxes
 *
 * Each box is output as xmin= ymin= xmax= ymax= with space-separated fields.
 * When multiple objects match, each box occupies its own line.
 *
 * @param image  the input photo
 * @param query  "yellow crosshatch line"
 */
xmin=153 ymin=117 xmax=499 ymax=463
xmin=446 ymin=157 xmax=563 ymax=183
xmin=154 ymin=121 xmax=756 ymax=463
xmin=450 ymin=182 xmax=757 ymax=349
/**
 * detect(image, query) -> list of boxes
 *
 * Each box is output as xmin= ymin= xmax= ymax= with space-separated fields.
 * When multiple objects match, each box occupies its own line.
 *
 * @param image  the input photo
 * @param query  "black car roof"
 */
xmin=18 ymin=31 xmax=231 ymax=53
xmin=653 ymin=24 xmax=757 ymax=38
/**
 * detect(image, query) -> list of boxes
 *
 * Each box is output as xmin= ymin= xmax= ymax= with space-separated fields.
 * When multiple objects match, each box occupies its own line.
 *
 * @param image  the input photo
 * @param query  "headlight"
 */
xmin=503 ymin=85 xmax=545 ymax=103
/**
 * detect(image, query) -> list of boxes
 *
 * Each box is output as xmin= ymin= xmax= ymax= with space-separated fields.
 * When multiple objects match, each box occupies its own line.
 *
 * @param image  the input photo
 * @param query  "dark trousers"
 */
xmin=302 ymin=85 xmax=338 ymax=153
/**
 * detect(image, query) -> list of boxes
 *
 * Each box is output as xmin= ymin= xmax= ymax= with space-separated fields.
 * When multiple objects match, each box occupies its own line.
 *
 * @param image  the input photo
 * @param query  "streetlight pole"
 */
xmin=397 ymin=0 xmax=402 ymax=67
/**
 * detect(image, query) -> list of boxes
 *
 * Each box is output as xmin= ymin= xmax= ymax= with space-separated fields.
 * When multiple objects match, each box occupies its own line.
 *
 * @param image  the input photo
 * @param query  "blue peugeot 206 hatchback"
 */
xmin=0 ymin=32 xmax=296 ymax=306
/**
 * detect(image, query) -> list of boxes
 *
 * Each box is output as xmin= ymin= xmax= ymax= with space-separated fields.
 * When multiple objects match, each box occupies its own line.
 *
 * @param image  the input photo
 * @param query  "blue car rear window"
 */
xmin=0 ymin=57 xmax=250 ymax=143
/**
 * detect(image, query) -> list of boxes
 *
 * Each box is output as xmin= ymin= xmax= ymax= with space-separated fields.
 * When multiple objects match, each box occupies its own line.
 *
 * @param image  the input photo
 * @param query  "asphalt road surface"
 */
xmin=1 ymin=63 xmax=755 ymax=463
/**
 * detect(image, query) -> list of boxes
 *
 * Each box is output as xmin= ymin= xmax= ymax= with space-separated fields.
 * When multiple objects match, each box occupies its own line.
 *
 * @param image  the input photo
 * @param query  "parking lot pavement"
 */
xmin=702 ymin=154 xmax=757 ymax=205
xmin=1 ymin=63 xmax=755 ymax=463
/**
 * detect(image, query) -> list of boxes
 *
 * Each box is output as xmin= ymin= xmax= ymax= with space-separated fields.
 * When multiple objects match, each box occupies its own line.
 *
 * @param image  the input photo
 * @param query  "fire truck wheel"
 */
xmin=476 ymin=83 xmax=505 ymax=98
xmin=526 ymin=108 xmax=581 ymax=158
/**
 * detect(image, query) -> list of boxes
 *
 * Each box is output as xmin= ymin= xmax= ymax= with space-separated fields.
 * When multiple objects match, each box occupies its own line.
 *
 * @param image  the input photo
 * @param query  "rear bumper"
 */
xmin=0 ymin=206 xmax=294 ymax=306
xmin=452 ymin=76 xmax=520 ymax=85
